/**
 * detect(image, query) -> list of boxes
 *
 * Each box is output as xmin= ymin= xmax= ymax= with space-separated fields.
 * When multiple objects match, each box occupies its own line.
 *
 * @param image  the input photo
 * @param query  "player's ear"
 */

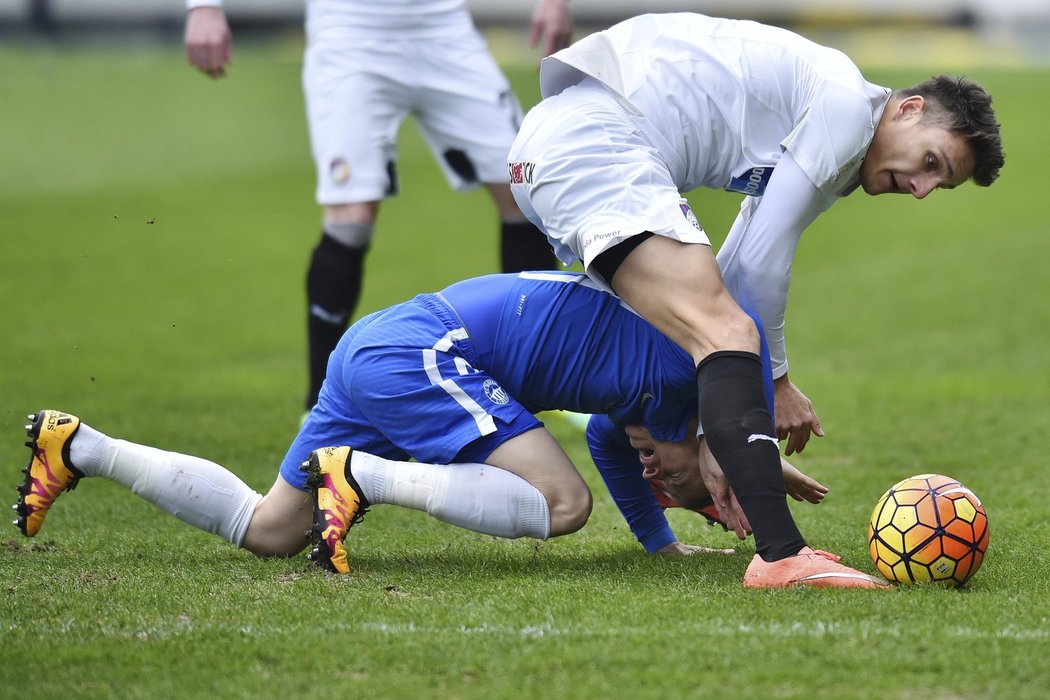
xmin=897 ymin=95 xmax=926 ymax=121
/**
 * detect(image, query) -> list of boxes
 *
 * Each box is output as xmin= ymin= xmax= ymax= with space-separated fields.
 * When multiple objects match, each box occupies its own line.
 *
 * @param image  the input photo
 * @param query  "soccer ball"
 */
xmin=868 ymin=474 xmax=989 ymax=587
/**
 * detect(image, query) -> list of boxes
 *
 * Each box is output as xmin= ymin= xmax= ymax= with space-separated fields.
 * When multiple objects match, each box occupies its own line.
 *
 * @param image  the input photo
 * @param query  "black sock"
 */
xmin=500 ymin=220 xmax=556 ymax=272
xmin=305 ymin=233 xmax=366 ymax=409
xmin=697 ymin=351 xmax=807 ymax=561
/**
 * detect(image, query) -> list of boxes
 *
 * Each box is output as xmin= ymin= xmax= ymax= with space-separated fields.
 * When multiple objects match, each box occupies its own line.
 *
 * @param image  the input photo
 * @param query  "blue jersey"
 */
xmin=442 ymin=271 xmax=697 ymax=439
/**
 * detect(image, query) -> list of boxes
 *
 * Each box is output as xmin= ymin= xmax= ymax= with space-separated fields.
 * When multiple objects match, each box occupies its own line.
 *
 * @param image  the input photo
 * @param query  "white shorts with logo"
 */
xmin=508 ymin=79 xmax=710 ymax=282
xmin=303 ymin=28 xmax=523 ymax=205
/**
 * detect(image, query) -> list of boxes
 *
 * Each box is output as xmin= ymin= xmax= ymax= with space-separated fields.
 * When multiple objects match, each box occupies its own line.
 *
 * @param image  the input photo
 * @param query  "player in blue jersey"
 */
xmin=12 ymin=272 xmax=883 ymax=587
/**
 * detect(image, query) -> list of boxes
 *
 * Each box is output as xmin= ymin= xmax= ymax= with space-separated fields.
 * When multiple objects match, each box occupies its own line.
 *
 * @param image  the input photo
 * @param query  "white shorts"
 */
xmin=508 ymin=79 xmax=710 ymax=280
xmin=303 ymin=29 xmax=523 ymax=205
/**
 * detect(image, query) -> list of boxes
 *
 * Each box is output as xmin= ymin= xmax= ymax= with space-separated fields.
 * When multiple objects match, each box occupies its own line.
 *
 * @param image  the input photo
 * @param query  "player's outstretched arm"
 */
xmin=528 ymin=0 xmax=572 ymax=57
xmin=185 ymin=3 xmax=232 ymax=78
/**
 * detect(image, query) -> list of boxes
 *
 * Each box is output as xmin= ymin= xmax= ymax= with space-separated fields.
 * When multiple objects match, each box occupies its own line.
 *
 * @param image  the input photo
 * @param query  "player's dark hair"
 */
xmin=896 ymin=76 xmax=1003 ymax=187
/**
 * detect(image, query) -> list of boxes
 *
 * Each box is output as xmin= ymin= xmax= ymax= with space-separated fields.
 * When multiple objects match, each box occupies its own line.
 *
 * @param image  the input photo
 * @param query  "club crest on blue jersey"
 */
xmin=726 ymin=166 xmax=773 ymax=196
xmin=483 ymin=379 xmax=510 ymax=405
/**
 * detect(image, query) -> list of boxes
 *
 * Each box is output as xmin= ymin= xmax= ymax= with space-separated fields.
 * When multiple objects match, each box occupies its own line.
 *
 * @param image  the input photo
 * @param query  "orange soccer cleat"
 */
xmin=743 ymin=546 xmax=891 ymax=589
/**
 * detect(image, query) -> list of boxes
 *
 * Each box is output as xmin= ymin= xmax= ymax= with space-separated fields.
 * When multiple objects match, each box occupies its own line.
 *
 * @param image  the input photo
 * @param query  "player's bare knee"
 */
xmin=703 ymin=306 xmax=761 ymax=356
xmin=324 ymin=201 xmax=378 ymax=225
xmin=547 ymin=483 xmax=593 ymax=536
xmin=241 ymin=530 xmax=306 ymax=558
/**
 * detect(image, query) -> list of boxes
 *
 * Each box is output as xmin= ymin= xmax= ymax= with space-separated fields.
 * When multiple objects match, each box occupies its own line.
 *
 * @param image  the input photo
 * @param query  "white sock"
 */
xmin=70 ymin=425 xmax=262 ymax=547
xmin=349 ymin=451 xmax=550 ymax=540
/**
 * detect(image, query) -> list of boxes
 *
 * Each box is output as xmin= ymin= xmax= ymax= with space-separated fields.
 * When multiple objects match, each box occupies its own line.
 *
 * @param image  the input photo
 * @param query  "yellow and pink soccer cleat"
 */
xmin=13 ymin=410 xmax=84 ymax=537
xmin=301 ymin=446 xmax=368 ymax=574
xmin=743 ymin=546 xmax=891 ymax=589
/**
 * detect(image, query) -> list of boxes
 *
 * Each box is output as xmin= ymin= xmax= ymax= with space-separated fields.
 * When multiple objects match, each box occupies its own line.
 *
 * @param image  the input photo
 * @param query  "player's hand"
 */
xmin=654 ymin=541 xmax=735 ymax=556
xmin=184 ymin=6 xmax=232 ymax=78
xmin=528 ymin=0 xmax=572 ymax=57
xmin=782 ymin=458 xmax=828 ymax=504
xmin=699 ymin=441 xmax=751 ymax=540
xmin=773 ymin=374 xmax=824 ymax=455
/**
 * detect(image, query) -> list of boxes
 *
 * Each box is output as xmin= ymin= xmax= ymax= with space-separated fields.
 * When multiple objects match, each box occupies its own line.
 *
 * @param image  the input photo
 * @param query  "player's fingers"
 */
xmin=712 ymin=494 xmax=743 ymax=540
xmin=812 ymin=417 xmax=826 ymax=438
xmin=723 ymin=493 xmax=749 ymax=540
xmin=527 ymin=22 xmax=541 ymax=49
xmin=547 ymin=31 xmax=570 ymax=55
xmin=186 ymin=45 xmax=206 ymax=71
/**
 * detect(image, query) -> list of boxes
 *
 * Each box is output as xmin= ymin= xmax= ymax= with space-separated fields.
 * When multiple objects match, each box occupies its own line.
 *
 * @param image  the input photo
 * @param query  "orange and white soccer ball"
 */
xmin=868 ymin=474 xmax=989 ymax=587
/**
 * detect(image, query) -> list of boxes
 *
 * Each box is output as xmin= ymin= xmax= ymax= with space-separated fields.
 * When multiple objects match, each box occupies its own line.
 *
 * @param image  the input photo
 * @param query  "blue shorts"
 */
xmin=278 ymin=294 xmax=542 ymax=490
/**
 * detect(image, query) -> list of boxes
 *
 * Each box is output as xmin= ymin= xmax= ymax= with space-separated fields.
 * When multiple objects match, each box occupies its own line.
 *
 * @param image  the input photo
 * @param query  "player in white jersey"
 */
xmin=184 ymin=0 xmax=571 ymax=410
xmin=509 ymin=13 xmax=1003 ymax=581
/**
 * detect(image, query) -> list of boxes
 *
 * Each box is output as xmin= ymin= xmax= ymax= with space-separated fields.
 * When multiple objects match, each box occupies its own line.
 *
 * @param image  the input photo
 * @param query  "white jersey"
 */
xmin=306 ymin=0 xmax=474 ymax=39
xmin=541 ymin=13 xmax=889 ymax=196
xmin=536 ymin=13 xmax=892 ymax=376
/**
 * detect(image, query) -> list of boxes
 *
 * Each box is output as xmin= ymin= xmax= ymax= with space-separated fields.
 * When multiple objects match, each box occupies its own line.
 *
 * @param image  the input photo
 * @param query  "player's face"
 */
xmin=625 ymin=425 xmax=708 ymax=505
xmin=860 ymin=95 xmax=974 ymax=198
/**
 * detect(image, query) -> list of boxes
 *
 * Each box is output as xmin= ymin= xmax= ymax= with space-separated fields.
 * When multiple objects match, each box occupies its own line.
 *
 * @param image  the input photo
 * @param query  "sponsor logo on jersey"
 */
xmin=330 ymin=157 xmax=351 ymax=186
xmin=726 ymin=166 xmax=773 ymax=197
xmin=483 ymin=379 xmax=510 ymax=405
xmin=509 ymin=161 xmax=535 ymax=185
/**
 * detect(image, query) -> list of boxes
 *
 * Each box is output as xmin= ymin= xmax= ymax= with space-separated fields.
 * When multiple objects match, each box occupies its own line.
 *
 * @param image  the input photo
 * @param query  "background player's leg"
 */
xmin=305 ymin=202 xmax=377 ymax=409
xmin=487 ymin=184 xmax=557 ymax=272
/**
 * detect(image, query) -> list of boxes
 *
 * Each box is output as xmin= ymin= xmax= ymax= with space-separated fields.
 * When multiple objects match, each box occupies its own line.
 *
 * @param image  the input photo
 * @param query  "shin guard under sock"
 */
xmin=697 ymin=351 xmax=806 ymax=561
xmin=306 ymin=233 xmax=367 ymax=407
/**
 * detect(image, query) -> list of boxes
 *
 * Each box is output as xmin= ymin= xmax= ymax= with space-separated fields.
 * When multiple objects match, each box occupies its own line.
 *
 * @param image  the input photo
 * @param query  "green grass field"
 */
xmin=2 ymin=30 xmax=1049 ymax=699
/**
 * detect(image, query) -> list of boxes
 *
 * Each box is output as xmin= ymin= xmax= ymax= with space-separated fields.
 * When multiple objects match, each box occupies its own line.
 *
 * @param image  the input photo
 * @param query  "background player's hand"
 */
xmin=654 ymin=541 xmax=735 ymax=556
xmin=773 ymin=374 xmax=824 ymax=455
xmin=184 ymin=6 xmax=232 ymax=78
xmin=782 ymin=458 xmax=828 ymax=504
xmin=699 ymin=441 xmax=751 ymax=540
xmin=528 ymin=0 xmax=572 ymax=57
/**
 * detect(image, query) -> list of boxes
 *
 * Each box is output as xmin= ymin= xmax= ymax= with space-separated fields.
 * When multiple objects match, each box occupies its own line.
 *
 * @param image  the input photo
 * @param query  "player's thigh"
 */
xmin=340 ymin=301 xmax=534 ymax=465
xmin=242 ymin=474 xmax=313 ymax=557
xmin=613 ymin=236 xmax=758 ymax=362
xmin=483 ymin=427 xmax=592 ymax=534
xmin=509 ymin=86 xmax=707 ymax=270
xmin=303 ymin=47 xmax=408 ymax=204
xmin=412 ymin=40 xmax=521 ymax=188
